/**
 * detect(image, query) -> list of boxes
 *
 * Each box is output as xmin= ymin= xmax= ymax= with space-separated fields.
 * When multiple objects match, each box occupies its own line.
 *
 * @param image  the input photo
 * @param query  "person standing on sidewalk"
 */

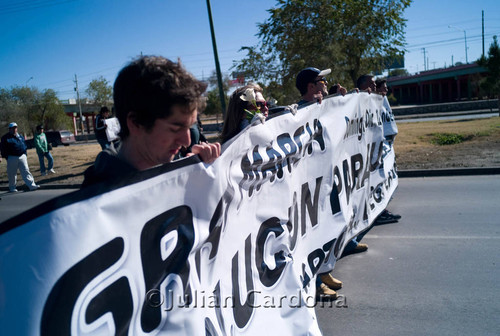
xmin=95 ymin=106 xmax=111 ymax=150
xmin=0 ymin=122 xmax=39 ymax=192
xmin=34 ymin=125 xmax=56 ymax=176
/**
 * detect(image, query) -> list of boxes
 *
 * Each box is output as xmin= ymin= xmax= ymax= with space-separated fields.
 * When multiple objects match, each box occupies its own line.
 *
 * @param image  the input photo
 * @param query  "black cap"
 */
xmin=36 ymin=125 xmax=44 ymax=131
xmin=100 ymin=106 xmax=110 ymax=113
xmin=296 ymin=67 xmax=331 ymax=94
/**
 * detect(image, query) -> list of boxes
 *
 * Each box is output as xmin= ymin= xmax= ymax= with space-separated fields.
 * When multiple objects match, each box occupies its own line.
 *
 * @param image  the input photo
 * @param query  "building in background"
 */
xmin=387 ymin=63 xmax=488 ymax=105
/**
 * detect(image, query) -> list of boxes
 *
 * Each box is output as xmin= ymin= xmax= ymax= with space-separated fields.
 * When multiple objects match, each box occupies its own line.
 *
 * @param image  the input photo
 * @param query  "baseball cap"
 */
xmin=296 ymin=67 xmax=331 ymax=94
xmin=8 ymin=122 xmax=18 ymax=128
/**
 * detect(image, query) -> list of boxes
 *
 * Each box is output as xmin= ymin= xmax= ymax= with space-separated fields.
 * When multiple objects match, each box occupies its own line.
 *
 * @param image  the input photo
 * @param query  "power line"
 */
xmin=406 ymin=31 xmax=499 ymax=51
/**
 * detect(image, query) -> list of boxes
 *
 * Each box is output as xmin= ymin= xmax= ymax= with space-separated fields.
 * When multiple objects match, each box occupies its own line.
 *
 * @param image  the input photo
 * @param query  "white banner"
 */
xmin=0 ymin=93 xmax=398 ymax=336
xmin=105 ymin=117 xmax=121 ymax=142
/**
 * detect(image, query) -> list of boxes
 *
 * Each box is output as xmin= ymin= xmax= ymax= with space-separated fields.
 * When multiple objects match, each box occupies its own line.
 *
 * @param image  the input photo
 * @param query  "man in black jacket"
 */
xmin=95 ymin=106 xmax=111 ymax=150
xmin=82 ymin=56 xmax=221 ymax=188
xmin=1 ymin=122 xmax=39 ymax=192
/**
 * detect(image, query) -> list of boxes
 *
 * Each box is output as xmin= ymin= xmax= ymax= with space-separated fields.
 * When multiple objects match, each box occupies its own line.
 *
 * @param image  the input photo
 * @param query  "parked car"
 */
xmin=46 ymin=130 xmax=76 ymax=147
xmin=25 ymin=130 xmax=76 ymax=149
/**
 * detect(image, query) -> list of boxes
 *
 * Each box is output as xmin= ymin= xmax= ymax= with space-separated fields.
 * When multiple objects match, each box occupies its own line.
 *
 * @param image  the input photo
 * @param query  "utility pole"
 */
xmin=421 ymin=48 xmax=427 ymax=71
xmin=449 ymin=25 xmax=468 ymax=64
xmin=206 ymin=0 xmax=226 ymax=120
xmin=482 ymin=10 xmax=485 ymax=57
xmin=74 ymin=74 xmax=84 ymax=135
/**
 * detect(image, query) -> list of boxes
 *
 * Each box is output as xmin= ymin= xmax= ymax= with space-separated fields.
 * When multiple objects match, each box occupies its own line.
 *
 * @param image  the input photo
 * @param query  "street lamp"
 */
xmin=26 ymin=76 xmax=33 ymax=85
xmin=448 ymin=25 xmax=468 ymax=64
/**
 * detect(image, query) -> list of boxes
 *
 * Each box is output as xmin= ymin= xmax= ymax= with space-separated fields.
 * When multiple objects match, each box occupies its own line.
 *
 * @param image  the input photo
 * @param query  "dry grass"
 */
xmin=1 ymin=116 xmax=499 ymax=188
xmin=0 ymin=142 xmax=101 ymax=187
xmin=394 ymin=116 xmax=500 ymax=169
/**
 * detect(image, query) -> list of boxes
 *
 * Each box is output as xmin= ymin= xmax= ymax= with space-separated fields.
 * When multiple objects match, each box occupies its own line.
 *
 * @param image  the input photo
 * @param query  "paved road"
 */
xmin=1 ymin=176 xmax=498 ymax=336
xmin=316 ymin=175 xmax=500 ymax=336
xmin=0 ymin=189 xmax=76 ymax=223
xmin=397 ymin=112 xmax=498 ymax=123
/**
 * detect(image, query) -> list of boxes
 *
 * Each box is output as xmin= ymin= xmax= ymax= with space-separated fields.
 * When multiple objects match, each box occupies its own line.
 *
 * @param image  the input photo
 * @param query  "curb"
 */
xmin=2 ymin=167 xmax=499 ymax=191
xmin=0 ymin=184 xmax=81 ymax=191
xmin=397 ymin=167 xmax=500 ymax=178
xmin=394 ymin=109 xmax=499 ymax=120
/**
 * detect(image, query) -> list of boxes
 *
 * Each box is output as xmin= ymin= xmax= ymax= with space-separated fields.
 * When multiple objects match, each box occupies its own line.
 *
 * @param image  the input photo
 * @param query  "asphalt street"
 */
xmin=396 ymin=112 xmax=498 ymax=123
xmin=316 ymin=175 xmax=500 ymax=336
xmin=0 ymin=175 xmax=499 ymax=335
xmin=0 ymin=188 xmax=75 ymax=223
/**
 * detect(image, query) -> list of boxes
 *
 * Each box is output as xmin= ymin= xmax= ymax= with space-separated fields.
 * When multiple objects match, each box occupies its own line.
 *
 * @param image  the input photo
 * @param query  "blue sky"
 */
xmin=1 ymin=0 xmax=499 ymax=101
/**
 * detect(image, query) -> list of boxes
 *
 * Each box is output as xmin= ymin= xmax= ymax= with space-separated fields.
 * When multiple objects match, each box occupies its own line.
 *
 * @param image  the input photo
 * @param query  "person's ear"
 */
xmin=307 ymin=82 xmax=315 ymax=92
xmin=126 ymin=111 xmax=141 ymax=135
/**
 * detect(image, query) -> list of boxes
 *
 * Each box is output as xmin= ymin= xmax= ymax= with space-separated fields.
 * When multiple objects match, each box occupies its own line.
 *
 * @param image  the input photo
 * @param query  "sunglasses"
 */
xmin=314 ymin=77 xmax=328 ymax=85
xmin=255 ymin=101 xmax=267 ymax=109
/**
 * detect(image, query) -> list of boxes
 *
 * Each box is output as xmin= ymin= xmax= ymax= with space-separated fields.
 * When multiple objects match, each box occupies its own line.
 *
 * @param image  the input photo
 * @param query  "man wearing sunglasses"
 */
xmin=295 ymin=67 xmax=331 ymax=106
xmin=295 ymin=67 xmax=345 ymax=300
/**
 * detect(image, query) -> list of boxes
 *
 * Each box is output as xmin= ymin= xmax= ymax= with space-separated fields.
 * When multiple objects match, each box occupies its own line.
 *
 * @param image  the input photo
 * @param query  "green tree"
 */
xmin=388 ymin=68 xmax=410 ymax=77
xmin=203 ymin=71 xmax=230 ymax=117
xmin=0 ymin=88 xmax=26 ymax=133
xmin=0 ymin=86 xmax=70 ymax=136
xmin=85 ymin=76 xmax=112 ymax=106
xmin=204 ymin=89 xmax=224 ymax=116
xmin=233 ymin=0 xmax=411 ymax=104
xmin=477 ymin=36 xmax=500 ymax=100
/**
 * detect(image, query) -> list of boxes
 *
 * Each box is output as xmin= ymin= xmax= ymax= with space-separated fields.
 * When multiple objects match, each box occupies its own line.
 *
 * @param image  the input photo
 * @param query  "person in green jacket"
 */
xmin=34 ymin=125 xmax=55 ymax=176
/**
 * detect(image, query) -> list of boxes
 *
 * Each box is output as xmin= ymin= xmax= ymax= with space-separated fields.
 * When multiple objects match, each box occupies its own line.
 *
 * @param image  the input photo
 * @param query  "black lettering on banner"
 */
xmin=313 ymin=119 xmax=325 ymax=151
xmin=232 ymin=235 xmax=255 ymax=329
xmin=307 ymin=248 xmax=325 ymax=279
xmin=321 ymin=238 xmax=337 ymax=267
xmin=300 ymin=263 xmax=311 ymax=288
xmin=358 ymin=113 xmax=364 ymax=140
xmin=330 ymin=166 xmax=342 ymax=215
xmin=85 ymin=277 xmax=133 ymax=335
xmin=301 ymin=176 xmax=323 ymax=235
xmin=238 ymin=118 xmax=326 ymax=198
xmin=303 ymin=122 xmax=314 ymax=155
xmin=287 ymin=191 xmax=299 ymax=251
xmin=369 ymin=141 xmax=383 ymax=172
xmin=196 ymin=185 xmax=235 ymax=282
xmin=41 ymin=237 xmax=127 ymax=336
xmin=240 ymin=145 xmax=256 ymax=184
xmin=342 ymin=159 xmax=353 ymax=206
xmin=373 ymin=182 xmax=384 ymax=203
xmin=251 ymin=145 xmax=264 ymax=194
xmin=351 ymin=153 xmax=363 ymax=190
xmin=276 ymin=133 xmax=297 ymax=174
xmin=262 ymin=144 xmax=284 ymax=181
xmin=292 ymin=126 xmax=305 ymax=164
xmin=140 ymin=206 xmax=195 ymax=333
xmin=255 ymin=217 xmax=287 ymax=287
xmin=213 ymin=281 xmax=227 ymax=335
xmin=303 ymin=237 xmax=337 ymax=288
xmin=205 ymin=317 xmax=221 ymax=336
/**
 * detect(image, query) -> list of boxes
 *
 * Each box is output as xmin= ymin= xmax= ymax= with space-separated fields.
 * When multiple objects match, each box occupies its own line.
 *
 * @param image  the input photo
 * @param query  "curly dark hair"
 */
xmin=113 ymin=56 xmax=207 ymax=139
